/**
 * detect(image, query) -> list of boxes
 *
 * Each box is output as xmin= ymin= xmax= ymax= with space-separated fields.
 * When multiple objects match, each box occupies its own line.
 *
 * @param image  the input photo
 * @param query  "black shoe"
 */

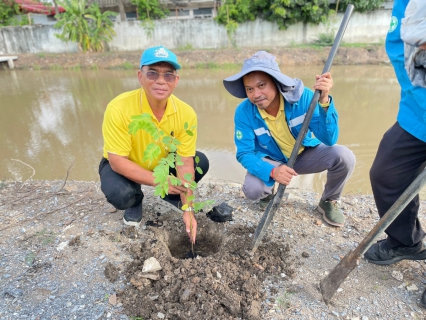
xmin=154 ymin=196 xmax=182 ymax=215
xmin=364 ymin=239 xmax=426 ymax=265
xmin=419 ymin=288 xmax=426 ymax=310
xmin=123 ymin=202 xmax=142 ymax=226
xmin=206 ymin=202 xmax=234 ymax=222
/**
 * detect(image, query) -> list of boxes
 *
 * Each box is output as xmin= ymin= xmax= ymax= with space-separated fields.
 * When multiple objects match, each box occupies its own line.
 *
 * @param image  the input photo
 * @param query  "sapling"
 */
xmin=128 ymin=113 xmax=214 ymax=251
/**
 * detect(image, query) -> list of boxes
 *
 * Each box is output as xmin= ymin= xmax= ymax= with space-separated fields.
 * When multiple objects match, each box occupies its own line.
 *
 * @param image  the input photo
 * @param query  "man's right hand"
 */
xmin=183 ymin=210 xmax=197 ymax=244
xmin=167 ymin=178 xmax=189 ymax=195
xmin=272 ymin=165 xmax=298 ymax=185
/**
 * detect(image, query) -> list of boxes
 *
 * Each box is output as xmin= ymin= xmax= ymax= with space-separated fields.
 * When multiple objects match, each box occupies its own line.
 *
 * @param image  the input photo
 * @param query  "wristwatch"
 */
xmin=185 ymin=207 xmax=194 ymax=212
xmin=319 ymin=97 xmax=330 ymax=108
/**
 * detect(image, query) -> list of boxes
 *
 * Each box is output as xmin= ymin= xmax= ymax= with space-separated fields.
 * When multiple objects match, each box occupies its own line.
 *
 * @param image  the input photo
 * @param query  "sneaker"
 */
xmin=154 ymin=196 xmax=183 ymax=215
xmin=123 ymin=202 xmax=142 ymax=226
xmin=419 ymin=288 xmax=426 ymax=309
xmin=259 ymin=193 xmax=273 ymax=210
xmin=317 ymin=199 xmax=345 ymax=227
xmin=364 ymin=239 xmax=426 ymax=265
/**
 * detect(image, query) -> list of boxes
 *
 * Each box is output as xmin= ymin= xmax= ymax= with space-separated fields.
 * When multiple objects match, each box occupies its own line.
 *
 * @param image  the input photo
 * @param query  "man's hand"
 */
xmin=272 ymin=165 xmax=298 ymax=185
xmin=420 ymin=43 xmax=426 ymax=50
xmin=183 ymin=210 xmax=197 ymax=244
xmin=167 ymin=177 xmax=189 ymax=195
xmin=314 ymin=72 xmax=333 ymax=104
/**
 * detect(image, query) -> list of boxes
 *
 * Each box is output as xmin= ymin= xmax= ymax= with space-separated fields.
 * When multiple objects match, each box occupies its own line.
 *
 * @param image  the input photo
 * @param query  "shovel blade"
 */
xmin=320 ymin=249 xmax=360 ymax=304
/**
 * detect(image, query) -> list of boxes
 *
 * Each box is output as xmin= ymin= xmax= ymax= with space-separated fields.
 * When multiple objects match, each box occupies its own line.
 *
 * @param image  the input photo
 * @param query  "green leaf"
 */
xmin=184 ymin=173 xmax=193 ymax=181
xmin=143 ymin=143 xmax=162 ymax=164
xmin=196 ymin=167 xmax=203 ymax=175
xmin=184 ymin=122 xmax=189 ymax=130
xmin=195 ymin=156 xmax=200 ymax=164
xmin=186 ymin=130 xmax=194 ymax=136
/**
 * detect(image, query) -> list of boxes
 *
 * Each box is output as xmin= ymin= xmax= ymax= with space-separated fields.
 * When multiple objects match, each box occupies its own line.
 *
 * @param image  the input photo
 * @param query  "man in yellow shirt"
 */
xmin=99 ymin=45 xmax=209 ymax=243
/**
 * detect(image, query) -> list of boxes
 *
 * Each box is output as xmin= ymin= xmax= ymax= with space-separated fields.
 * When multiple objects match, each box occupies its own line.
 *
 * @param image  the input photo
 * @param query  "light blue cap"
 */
xmin=140 ymin=45 xmax=181 ymax=70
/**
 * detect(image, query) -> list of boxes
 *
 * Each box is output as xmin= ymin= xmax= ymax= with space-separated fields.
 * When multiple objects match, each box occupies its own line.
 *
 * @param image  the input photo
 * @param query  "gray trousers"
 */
xmin=242 ymin=144 xmax=356 ymax=201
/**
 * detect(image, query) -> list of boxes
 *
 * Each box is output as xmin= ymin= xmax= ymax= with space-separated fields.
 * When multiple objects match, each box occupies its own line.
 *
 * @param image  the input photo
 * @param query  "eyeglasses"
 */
xmin=142 ymin=70 xmax=177 ymax=83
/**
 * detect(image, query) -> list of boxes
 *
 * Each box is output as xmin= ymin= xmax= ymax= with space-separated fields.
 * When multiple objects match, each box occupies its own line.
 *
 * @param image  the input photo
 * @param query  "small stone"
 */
xmin=391 ymin=271 xmax=403 ymax=281
xmin=407 ymin=284 xmax=419 ymax=291
xmin=217 ymin=271 xmax=222 ymax=279
xmin=157 ymin=312 xmax=165 ymax=319
xmin=301 ymin=252 xmax=310 ymax=258
xmin=337 ymin=288 xmax=343 ymax=293
xmin=315 ymin=220 xmax=322 ymax=226
xmin=109 ymin=294 xmax=117 ymax=305
xmin=142 ymin=257 xmax=162 ymax=273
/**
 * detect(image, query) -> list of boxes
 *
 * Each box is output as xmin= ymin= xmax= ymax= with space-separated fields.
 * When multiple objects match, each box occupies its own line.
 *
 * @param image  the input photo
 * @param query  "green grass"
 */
xmin=36 ymin=53 xmax=45 ymax=58
xmin=25 ymin=252 xmax=36 ymax=266
xmin=49 ymin=64 xmax=63 ymax=70
xmin=35 ymin=228 xmax=55 ymax=245
xmin=119 ymin=61 xmax=134 ymax=70
xmin=178 ymin=43 xmax=194 ymax=51
xmin=275 ymin=289 xmax=292 ymax=311
xmin=194 ymin=62 xmax=240 ymax=70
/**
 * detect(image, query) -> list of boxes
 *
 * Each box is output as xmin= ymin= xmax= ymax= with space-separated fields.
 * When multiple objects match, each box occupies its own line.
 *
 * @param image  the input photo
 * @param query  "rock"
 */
xmin=56 ymin=241 xmax=69 ymax=251
xmin=302 ymin=252 xmax=310 ymax=258
xmin=315 ymin=220 xmax=322 ymax=226
xmin=406 ymin=284 xmax=419 ymax=291
xmin=158 ymin=312 xmax=165 ymax=319
xmin=141 ymin=273 xmax=159 ymax=280
xmin=142 ymin=257 xmax=162 ymax=273
xmin=391 ymin=271 xmax=403 ymax=281
xmin=247 ymin=300 xmax=261 ymax=318
xmin=108 ymin=294 xmax=117 ymax=305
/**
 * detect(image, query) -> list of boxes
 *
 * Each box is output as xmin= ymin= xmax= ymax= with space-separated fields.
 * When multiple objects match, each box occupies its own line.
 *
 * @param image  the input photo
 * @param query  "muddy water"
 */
xmin=0 ymin=65 xmax=405 ymax=196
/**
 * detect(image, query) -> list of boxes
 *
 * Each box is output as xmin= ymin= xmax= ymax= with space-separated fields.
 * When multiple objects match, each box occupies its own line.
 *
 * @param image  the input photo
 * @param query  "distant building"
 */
xmin=86 ymin=0 xmax=219 ymax=22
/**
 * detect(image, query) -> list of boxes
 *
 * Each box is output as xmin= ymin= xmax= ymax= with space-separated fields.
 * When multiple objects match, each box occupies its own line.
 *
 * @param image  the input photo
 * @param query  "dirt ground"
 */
xmin=1 ymin=177 xmax=426 ymax=319
xmin=4 ymin=45 xmax=389 ymax=71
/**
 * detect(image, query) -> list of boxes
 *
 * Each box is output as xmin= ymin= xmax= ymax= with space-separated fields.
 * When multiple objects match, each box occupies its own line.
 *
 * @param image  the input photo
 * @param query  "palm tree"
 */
xmin=54 ymin=0 xmax=117 ymax=52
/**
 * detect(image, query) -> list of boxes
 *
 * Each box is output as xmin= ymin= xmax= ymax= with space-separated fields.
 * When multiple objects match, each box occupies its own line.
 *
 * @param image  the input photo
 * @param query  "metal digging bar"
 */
xmin=250 ymin=4 xmax=355 ymax=253
xmin=320 ymin=168 xmax=426 ymax=304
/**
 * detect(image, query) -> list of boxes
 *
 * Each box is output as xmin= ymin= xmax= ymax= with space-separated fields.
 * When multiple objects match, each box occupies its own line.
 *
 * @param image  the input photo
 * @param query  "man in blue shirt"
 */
xmin=364 ymin=0 xmax=426 ymax=306
xmin=223 ymin=51 xmax=355 ymax=227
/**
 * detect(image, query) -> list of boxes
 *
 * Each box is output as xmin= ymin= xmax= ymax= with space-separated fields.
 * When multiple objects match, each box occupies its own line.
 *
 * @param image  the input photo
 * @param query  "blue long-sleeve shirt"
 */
xmin=234 ymin=87 xmax=339 ymax=186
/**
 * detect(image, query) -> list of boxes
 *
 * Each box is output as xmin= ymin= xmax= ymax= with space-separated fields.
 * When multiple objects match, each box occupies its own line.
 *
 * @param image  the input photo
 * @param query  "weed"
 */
xmin=104 ymin=293 xmax=109 ymax=300
xmin=90 ymin=64 xmax=99 ymax=70
xmin=120 ymin=62 xmax=134 ymax=70
xmin=25 ymin=252 xmax=36 ymax=266
xmin=70 ymin=64 xmax=81 ymax=70
xmin=49 ymin=64 xmax=62 ymax=70
xmin=313 ymin=32 xmax=334 ymax=47
xmin=275 ymin=289 xmax=292 ymax=311
xmin=32 ymin=65 xmax=41 ymax=70
xmin=36 ymin=53 xmax=45 ymax=58
xmin=35 ymin=228 xmax=55 ymax=245
xmin=178 ymin=43 xmax=193 ymax=51
xmin=195 ymin=62 xmax=240 ymax=70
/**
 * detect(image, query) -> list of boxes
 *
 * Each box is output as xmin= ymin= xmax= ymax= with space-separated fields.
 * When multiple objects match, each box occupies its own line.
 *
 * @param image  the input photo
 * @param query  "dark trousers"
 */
xmin=98 ymin=151 xmax=209 ymax=210
xmin=370 ymin=122 xmax=426 ymax=247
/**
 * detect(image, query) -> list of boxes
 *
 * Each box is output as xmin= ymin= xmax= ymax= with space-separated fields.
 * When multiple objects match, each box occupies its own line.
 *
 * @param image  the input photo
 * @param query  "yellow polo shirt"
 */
xmin=258 ymin=94 xmax=304 ymax=158
xmin=102 ymin=88 xmax=197 ymax=171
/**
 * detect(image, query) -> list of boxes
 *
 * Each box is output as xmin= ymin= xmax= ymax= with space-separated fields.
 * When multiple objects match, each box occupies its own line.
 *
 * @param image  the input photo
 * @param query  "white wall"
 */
xmin=0 ymin=9 xmax=392 ymax=55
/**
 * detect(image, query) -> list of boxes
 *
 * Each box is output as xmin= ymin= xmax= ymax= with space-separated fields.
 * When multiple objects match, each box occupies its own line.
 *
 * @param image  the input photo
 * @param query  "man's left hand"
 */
xmin=314 ymin=72 xmax=333 ymax=104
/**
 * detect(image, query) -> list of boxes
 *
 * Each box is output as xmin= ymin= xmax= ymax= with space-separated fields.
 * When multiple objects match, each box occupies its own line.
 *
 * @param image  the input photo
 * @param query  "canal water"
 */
xmin=0 ymin=65 xmax=403 ymax=197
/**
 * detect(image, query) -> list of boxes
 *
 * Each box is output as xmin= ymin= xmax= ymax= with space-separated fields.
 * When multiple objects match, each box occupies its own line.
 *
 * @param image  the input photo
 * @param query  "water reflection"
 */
xmin=0 ymin=65 xmax=408 ymax=197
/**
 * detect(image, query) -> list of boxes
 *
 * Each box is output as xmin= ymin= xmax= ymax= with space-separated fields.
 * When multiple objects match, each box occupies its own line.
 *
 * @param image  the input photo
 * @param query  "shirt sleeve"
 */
xmin=102 ymin=103 xmax=132 ymax=157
